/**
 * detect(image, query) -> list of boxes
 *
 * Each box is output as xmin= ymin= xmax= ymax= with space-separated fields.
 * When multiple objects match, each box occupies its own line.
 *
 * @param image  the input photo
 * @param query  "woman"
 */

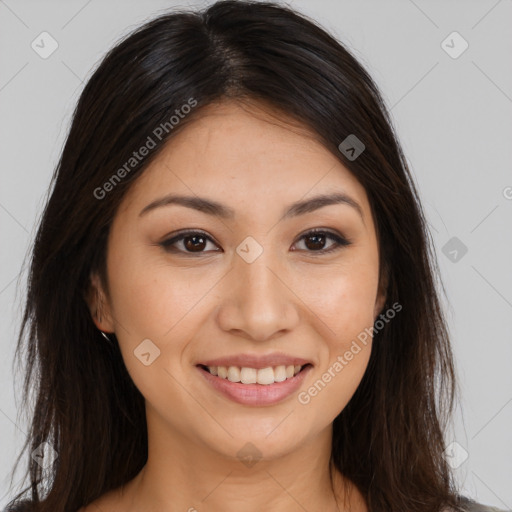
xmin=4 ymin=1 xmax=508 ymax=511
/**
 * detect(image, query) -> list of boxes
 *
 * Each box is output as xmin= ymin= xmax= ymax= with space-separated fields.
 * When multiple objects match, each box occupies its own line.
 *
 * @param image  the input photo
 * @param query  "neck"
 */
xmin=116 ymin=407 xmax=361 ymax=511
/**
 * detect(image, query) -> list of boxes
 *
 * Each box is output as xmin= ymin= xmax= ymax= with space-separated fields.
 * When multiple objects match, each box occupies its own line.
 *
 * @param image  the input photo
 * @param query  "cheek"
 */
xmin=296 ymin=267 xmax=376 ymax=416
xmin=300 ymin=344 xmax=371 ymax=425
xmin=293 ymin=260 xmax=377 ymax=414
xmin=107 ymin=241 xmax=210 ymax=338
xmin=105 ymin=252 xmax=203 ymax=407
xmin=291 ymin=256 xmax=379 ymax=337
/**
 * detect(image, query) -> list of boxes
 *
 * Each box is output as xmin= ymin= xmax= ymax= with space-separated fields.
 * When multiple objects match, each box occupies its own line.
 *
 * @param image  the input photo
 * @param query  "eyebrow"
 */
xmin=139 ymin=192 xmax=364 ymax=222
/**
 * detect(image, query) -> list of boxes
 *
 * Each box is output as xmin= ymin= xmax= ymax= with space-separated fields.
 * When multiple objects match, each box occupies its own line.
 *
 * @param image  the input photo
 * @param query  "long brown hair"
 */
xmin=7 ymin=1 xmax=466 ymax=510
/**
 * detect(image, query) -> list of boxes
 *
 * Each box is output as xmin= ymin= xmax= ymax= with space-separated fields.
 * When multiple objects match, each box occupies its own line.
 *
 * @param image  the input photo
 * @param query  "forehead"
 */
xmin=117 ymin=100 xmax=371 ymax=223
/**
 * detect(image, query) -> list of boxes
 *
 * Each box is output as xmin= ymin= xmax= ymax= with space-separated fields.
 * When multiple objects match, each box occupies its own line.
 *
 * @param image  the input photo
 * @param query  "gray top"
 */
xmin=458 ymin=496 xmax=511 ymax=512
xmin=4 ymin=495 xmax=511 ymax=511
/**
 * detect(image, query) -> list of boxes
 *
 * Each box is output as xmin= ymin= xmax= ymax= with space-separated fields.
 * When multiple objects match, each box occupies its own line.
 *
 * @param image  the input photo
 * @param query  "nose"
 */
xmin=215 ymin=249 xmax=300 ymax=342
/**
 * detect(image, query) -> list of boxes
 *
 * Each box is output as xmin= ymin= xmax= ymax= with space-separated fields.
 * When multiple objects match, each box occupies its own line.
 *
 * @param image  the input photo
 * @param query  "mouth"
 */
xmin=196 ymin=363 xmax=312 ymax=385
xmin=195 ymin=363 xmax=314 ymax=406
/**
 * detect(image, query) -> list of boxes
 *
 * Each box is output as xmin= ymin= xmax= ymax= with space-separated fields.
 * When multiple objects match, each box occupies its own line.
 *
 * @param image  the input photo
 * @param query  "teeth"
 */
xmin=240 ymin=367 xmax=257 ymax=384
xmin=227 ymin=366 xmax=241 ymax=383
xmin=274 ymin=365 xmax=287 ymax=382
xmin=256 ymin=367 xmax=275 ymax=385
xmin=204 ymin=364 xmax=305 ymax=385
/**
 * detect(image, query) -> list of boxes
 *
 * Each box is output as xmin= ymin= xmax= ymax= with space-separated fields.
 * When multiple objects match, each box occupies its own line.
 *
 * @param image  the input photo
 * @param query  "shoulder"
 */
xmin=3 ymin=503 xmax=93 ymax=512
xmin=2 ymin=501 xmax=87 ymax=512
xmin=455 ymin=496 xmax=511 ymax=512
xmin=2 ymin=503 xmax=32 ymax=512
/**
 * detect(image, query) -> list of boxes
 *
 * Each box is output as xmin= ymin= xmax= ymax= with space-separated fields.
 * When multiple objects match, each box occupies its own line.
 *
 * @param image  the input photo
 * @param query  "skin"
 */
xmin=84 ymin=100 xmax=386 ymax=512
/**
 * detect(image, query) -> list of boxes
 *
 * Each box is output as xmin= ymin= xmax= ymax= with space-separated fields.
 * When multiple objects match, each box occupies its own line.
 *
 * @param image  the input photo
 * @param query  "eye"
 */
xmin=291 ymin=228 xmax=352 ymax=254
xmin=158 ymin=229 xmax=352 ymax=255
xmin=159 ymin=230 xmax=220 ymax=254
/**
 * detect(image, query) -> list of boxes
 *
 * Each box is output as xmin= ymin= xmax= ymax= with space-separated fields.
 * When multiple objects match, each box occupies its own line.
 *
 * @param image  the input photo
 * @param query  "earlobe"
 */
xmin=373 ymin=266 xmax=389 ymax=321
xmin=86 ymin=272 xmax=115 ymax=333
xmin=373 ymin=292 xmax=387 ymax=321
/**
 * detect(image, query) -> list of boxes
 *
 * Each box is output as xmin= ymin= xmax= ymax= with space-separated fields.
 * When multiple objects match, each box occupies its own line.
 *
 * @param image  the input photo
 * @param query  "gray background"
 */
xmin=1 ymin=0 xmax=511 ymax=509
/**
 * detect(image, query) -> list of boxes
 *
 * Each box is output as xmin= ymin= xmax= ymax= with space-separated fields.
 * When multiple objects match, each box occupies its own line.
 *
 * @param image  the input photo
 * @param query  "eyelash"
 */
xmin=158 ymin=228 xmax=352 ymax=256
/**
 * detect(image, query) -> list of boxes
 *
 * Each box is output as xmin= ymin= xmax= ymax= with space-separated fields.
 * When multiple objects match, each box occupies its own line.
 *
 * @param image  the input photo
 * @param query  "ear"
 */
xmin=373 ymin=264 xmax=389 ymax=321
xmin=85 ymin=272 xmax=115 ymax=333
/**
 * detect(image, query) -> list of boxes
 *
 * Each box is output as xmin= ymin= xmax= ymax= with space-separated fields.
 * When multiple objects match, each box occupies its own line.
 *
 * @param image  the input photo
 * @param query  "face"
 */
xmin=90 ymin=100 xmax=386 ymax=462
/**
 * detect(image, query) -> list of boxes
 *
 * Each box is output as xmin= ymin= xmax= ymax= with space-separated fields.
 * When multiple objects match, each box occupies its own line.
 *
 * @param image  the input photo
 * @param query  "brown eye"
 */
xmin=292 ymin=229 xmax=351 ymax=254
xmin=304 ymin=232 xmax=328 ymax=250
xmin=182 ymin=234 xmax=208 ymax=252
xmin=160 ymin=231 xmax=220 ymax=254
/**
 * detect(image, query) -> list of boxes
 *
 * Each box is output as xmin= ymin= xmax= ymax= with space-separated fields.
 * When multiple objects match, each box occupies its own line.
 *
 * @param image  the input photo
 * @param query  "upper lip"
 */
xmin=197 ymin=353 xmax=313 ymax=369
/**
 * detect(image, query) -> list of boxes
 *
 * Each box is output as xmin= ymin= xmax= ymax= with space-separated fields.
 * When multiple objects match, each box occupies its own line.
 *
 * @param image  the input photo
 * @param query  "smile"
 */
xmin=196 ymin=363 xmax=313 ymax=406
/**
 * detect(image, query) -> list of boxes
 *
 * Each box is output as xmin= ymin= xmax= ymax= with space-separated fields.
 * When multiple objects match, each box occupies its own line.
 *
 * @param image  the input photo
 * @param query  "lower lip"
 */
xmin=196 ymin=364 xmax=313 ymax=406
